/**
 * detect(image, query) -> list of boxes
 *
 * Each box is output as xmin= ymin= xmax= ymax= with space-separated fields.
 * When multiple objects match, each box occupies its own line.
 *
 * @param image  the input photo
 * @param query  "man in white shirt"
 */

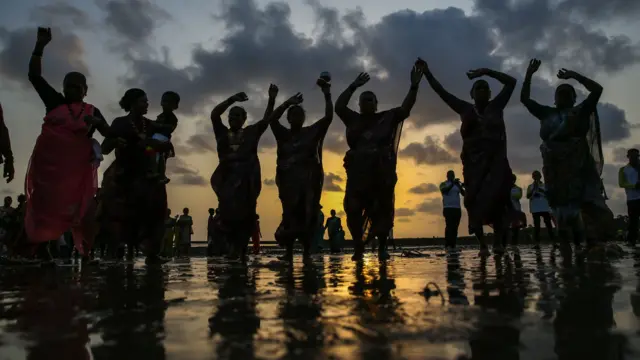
xmin=440 ymin=170 xmax=465 ymax=249
xmin=619 ymin=148 xmax=640 ymax=245
xmin=526 ymin=170 xmax=555 ymax=245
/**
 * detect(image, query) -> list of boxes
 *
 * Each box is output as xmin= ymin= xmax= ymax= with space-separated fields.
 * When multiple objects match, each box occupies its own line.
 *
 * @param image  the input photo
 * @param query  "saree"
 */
xmin=460 ymin=106 xmax=513 ymax=233
xmin=24 ymin=103 xmax=98 ymax=255
xmin=273 ymin=122 xmax=326 ymax=248
xmin=344 ymin=108 xmax=405 ymax=243
xmin=211 ymin=124 xmax=264 ymax=245
xmin=540 ymin=107 xmax=613 ymax=241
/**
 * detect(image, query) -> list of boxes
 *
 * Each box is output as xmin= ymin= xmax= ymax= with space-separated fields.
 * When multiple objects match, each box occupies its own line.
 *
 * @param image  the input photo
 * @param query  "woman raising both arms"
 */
xmin=520 ymin=59 xmax=614 ymax=251
xmin=418 ymin=58 xmax=517 ymax=256
xmin=269 ymin=78 xmax=331 ymax=264
xmin=24 ymin=27 xmax=111 ymax=261
xmin=210 ymin=86 xmax=278 ymax=260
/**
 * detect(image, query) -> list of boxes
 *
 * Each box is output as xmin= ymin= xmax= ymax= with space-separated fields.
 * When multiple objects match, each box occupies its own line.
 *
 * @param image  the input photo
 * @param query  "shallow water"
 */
xmin=0 ymin=245 xmax=639 ymax=360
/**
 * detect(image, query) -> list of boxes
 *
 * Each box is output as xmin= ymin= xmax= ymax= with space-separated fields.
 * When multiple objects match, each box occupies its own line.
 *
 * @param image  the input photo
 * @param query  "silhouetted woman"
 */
xmin=336 ymin=65 xmax=422 ymax=261
xmin=210 ymin=86 xmax=277 ymax=259
xmin=25 ymin=27 xmax=111 ymax=261
xmin=420 ymin=58 xmax=517 ymax=255
xmin=521 ymin=59 xmax=614 ymax=249
xmin=101 ymin=88 xmax=170 ymax=265
xmin=270 ymin=82 xmax=331 ymax=263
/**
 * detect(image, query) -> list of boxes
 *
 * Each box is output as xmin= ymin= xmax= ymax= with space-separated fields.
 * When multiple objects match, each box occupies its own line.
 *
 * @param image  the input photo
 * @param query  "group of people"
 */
xmin=0 ymin=26 xmax=624 ymax=265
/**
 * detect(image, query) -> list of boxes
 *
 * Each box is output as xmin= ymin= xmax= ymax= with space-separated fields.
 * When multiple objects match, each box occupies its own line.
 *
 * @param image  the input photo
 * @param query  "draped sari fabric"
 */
xmin=212 ymin=123 xmax=267 ymax=246
xmin=272 ymin=118 xmax=329 ymax=248
xmin=24 ymin=103 xmax=98 ymax=255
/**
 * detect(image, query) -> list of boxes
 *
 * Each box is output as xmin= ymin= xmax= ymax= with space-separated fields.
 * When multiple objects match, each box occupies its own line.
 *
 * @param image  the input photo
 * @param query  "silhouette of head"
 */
xmin=228 ymin=106 xmax=247 ymax=131
xmin=183 ymin=207 xmax=189 ymax=215
xmin=330 ymin=209 xmax=336 ymax=216
xmin=3 ymin=196 xmax=12 ymax=207
xmin=532 ymin=170 xmax=542 ymax=181
xmin=447 ymin=170 xmax=455 ymax=181
xmin=119 ymin=88 xmax=148 ymax=115
xmin=470 ymin=80 xmax=490 ymax=104
xmin=166 ymin=208 xmax=172 ymax=216
xmin=161 ymin=91 xmax=180 ymax=112
xmin=628 ymin=148 xmax=639 ymax=166
xmin=63 ymin=72 xmax=87 ymax=102
xmin=287 ymin=105 xmax=306 ymax=130
xmin=511 ymin=173 xmax=517 ymax=185
xmin=208 ymin=208 xmax=215 ymax=215
xmin=17 ymin=194 xmax=26 ymax=204
xmin=359 ymin=91 xmax=378 ymax=115
xmin=555 ymin=83 xmax=577 ymax=109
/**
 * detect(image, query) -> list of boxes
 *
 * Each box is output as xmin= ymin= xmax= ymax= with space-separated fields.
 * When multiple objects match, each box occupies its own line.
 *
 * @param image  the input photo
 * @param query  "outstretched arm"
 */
xmin=397 ymin=64 xmax=423 ymax=120
xmin=521 ymin=59 xmax=551 ymax=120
xmin=570 ymin=70 xmax=603 ymax=115
xmin=0 ymin=104 xmax=13 ymax=163
xmin=267 ymin=92 xmax=304 ymax=137
xmin=422 ymin=62 xmax=470 ymax=115
xmin=255 ymin=85 xmax=279 ymax=133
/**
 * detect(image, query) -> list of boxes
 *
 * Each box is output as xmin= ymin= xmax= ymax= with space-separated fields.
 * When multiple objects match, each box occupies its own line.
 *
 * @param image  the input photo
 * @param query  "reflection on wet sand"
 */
xmin=0 ymin=246 xmax=639 ymax=360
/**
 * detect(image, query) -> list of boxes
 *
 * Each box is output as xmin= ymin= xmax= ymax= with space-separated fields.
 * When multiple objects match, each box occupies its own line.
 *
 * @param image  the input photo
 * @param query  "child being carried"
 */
xmin=146 ymin=91 xmax=180 ymax=184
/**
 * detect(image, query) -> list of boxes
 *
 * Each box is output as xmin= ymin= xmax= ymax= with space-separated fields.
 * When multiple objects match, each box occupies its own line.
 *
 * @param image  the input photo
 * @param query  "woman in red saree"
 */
xmin=24 ymin=27 xmax=111 ymax=261
xmin=419 ymin=58 xmax=517 ymax=255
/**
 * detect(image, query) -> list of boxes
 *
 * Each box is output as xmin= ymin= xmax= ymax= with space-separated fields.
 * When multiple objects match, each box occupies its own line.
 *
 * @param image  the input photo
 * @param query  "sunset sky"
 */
xmin=1 ymin=0 xmax=639 ymax=240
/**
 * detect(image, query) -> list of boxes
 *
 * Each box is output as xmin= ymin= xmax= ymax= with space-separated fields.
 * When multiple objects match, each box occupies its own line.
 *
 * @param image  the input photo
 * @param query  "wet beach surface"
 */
xmin=1 ymin=245 xmax=639 ymax=360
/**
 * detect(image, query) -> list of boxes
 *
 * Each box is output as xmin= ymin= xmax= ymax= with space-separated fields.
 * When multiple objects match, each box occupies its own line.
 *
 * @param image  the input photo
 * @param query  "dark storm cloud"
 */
xmin=0 ymin=26 xmax=88 ymax=89
xmin=415 ymin=198 xmax=442 ymax=214
xmin=166 ymin=157 xmax=208 ymax=186
xmin=399 ymin=136 xmax=458 ymax=165
xmin=110 ymin=0 xmax=638 ymax=158
xmin=29 ymin=3 xmax=91 ymax=29
xmin=395 ymin=207 xmax=415 ymax=217
xmin=102 ymin=0 xmax=170 ymax=43
xmin=408 ymin=183 xmax=439 ymax=195
xmin=323 ymin=172 xmax=344 ymax=192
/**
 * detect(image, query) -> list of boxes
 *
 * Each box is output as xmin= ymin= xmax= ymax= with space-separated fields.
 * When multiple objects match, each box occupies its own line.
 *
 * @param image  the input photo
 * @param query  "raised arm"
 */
xmin=255 ymin=84 xmax=280 ymax=133
xmin=268 ymin=92 xmax=305 ymax=135
xmin=210 ymin=92 xmax=247 ymax=135
xmin=397 ymin=64 xmax=423 ymax=120
xmin=29 ymin=27 xmax=65 ymax=112
xmin=312 ymin=84 xmax=334 ymax=133
xmin=521 ymin=59 xmax=551 ymax=120
xmin=335 ymin=73 xmax=369 ymax=124
xmin=418 ymin=58 xmax=470 ymax=115
xmin=479 ymin=69 xmax=516 ymax=109
xmin=558 ymin=68 xmax=603 ymax=114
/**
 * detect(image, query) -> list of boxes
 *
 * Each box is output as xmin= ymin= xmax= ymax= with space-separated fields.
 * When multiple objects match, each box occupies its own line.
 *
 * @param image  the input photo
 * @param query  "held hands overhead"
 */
xmin=230 ymin=92 xmax=249 ymax=103
xmin=285 ymin=93 xmax=304 ymax=106
xmin=466 ymin=68 xmax=490 ymax=80
xmin=351 ymin=72 xmax=370 ymax=88
xmin=527 ymin=58 xmax=578 ymax=80
xmin=268 ymin=84 xmax=279 ymax=99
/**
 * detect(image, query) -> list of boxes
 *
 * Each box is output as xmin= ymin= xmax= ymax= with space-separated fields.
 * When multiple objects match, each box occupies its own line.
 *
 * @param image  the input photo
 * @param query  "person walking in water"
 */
xmin=619 ymin=148 xmax=640 ymax=246
xmin=325 ymin=209 xmax=343 ymax=253
xmin=440 ymin=170 xmax=465 ymax=250
xmin=252 ymin=215 xmax=261 ymax=255
xmin=527 ymin=170 xmax=555 ymax=246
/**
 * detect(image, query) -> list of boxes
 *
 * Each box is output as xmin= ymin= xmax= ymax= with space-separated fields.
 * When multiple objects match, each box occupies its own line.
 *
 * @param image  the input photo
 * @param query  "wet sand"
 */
xmin=0 ymin=245 xmax=638 ymax=360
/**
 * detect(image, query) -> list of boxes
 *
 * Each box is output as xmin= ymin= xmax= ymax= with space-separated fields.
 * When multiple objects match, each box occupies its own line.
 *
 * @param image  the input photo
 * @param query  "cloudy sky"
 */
xmin=1 ymin=0 xmax=639 ymax=240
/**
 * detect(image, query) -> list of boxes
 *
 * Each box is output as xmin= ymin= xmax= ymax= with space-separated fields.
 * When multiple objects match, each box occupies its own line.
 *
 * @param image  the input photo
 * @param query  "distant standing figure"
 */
xmin=176 ymin=207 xmax=193 ymax=257
xmin=161 ymin=208 xmax=176 ymax=258
xmin=508 ymin=174 xmax=527 ymax=247
xmin=207 ymin=208 xmax=216 ymax=256
xmin=252 ymin=215 xmax=261 ymax=255
xmin=619 ymin=148 xmax=640 ymax=246
xmin=313 ymin=206 xmax=325 ymax=254
xmin=325 ymin=209 xmax=343 ymax=253
xmin=527 ymin=170 xmax=555 ymax=246
xmin=440 ymin=170 xmax=465 ymax=250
